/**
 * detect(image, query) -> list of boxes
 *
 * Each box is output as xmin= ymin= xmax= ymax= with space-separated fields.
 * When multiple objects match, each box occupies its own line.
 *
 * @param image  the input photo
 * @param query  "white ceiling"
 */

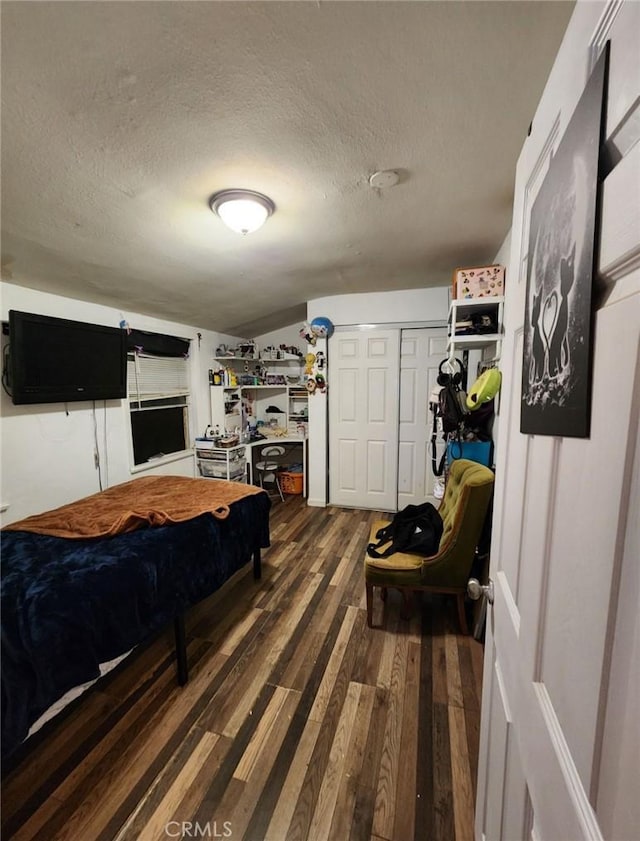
xmin=0 ymin=1 xmax=574 ymax=337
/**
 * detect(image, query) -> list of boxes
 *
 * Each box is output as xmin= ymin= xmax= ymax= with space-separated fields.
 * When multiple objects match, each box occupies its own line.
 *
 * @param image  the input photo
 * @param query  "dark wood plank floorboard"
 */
xmin=1 ymin=496 xmax=484 ymax=841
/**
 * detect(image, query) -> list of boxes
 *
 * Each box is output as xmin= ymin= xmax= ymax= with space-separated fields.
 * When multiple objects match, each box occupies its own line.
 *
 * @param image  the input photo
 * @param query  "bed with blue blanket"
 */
xmin=1 ymin=476 xmax=270 ymax=760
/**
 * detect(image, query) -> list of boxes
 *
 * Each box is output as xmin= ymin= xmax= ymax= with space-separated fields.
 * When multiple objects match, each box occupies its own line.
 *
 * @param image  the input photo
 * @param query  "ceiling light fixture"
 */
xmin=209 ymin=189 xmax=275 ymax=235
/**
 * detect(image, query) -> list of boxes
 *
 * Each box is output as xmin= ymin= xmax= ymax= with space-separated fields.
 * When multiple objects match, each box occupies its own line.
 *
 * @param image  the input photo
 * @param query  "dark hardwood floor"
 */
xmin=1 ymin=495 xmax=484 ymax=841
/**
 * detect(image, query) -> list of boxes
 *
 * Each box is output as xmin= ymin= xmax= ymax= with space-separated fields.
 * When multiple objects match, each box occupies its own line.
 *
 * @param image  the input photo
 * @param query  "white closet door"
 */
xmin=329 ymin=329 xmax=400 ymax=511
xmin=397 ymin=328 xmax=448 ymax=507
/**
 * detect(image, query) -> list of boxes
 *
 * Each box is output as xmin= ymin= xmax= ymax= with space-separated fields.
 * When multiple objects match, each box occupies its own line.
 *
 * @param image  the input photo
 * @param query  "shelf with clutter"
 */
xmin=207 ymin=317 xmax=335 ymax=442
xmin=209 ymin=384 xmax=242 ymax=434
xmin=194 ymin=438 xmax=247 ymax=482
xmin=448 ymin=264 xmax=505 ymax=355
xmin=436 ymin=265 xmax=505 ymax=505
xmin=211 ymin=341 xmax=304 ymax=386
xmin=209 ymin=339 xmax=308 ymax=439
xmin=447 ymin=297 xmax=504 ymax=349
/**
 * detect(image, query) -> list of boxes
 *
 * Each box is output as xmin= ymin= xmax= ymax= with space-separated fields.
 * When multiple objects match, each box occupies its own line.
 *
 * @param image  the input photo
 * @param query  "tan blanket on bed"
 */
xmin=2 ymin=475 xmax=265 ymax=540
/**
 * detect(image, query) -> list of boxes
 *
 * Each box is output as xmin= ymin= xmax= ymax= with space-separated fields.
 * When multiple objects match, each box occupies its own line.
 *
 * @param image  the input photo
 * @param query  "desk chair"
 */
xmin=364 ymin=458 xmax=494 ymax=633
xmin=255 ymin=445 xmax=285 ymax=502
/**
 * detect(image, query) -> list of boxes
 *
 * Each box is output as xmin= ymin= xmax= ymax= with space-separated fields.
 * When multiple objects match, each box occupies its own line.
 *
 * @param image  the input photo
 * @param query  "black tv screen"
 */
xmin=8 ymin=310 xmax=127 ymax=405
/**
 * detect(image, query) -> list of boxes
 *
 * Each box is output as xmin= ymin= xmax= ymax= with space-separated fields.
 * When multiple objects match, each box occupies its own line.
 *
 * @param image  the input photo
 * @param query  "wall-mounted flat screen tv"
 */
xmin=8 ymin=310 xmax=127 ymax=405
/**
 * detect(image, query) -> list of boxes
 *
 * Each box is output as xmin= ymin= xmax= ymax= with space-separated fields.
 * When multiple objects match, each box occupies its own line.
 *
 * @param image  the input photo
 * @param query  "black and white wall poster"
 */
xmin=521 ymin=44 xmax=609 ymax=438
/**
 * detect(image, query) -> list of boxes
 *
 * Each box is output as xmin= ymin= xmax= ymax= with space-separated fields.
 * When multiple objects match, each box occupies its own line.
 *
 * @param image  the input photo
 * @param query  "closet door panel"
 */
xmin=397 ymin=327 xmax=448 ymax=507
xmin=329 ymin=329 xmax=400 ymax=510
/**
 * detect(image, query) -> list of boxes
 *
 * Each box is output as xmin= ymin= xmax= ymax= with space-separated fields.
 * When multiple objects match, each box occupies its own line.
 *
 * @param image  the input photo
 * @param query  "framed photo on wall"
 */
xmin=521 ymin=43 xmax=609 ymax=438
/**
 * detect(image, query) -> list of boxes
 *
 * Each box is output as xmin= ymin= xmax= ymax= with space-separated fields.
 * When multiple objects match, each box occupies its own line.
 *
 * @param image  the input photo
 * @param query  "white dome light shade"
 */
xmin=209 ymin=189 xmax=275 ymax=235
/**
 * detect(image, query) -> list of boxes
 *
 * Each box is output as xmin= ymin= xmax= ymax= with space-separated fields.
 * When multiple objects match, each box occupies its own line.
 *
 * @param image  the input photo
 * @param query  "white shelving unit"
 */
xmin=209 ymin=351 xmax=307 ymax=436
xmin=210 ymin=384 xmax=242 ymax=434
xmin=256 ymin=351 xmax=303 ymax=364
xmin=241 ymin=384 xmax=288 ymax=432
xmin=212 ymin=351 xmax=301 ymax=368
xmin=287 ymin=385 xmax=310 ymax=436
xmin=447 ymin=296 xmax=504 ymax=357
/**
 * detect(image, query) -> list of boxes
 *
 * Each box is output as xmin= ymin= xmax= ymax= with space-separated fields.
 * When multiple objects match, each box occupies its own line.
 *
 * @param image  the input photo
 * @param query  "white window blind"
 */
xmin=127 ymin=350 xmax=192 ymax=465
xmin=127 ymin=353 xmax=190 ymax=404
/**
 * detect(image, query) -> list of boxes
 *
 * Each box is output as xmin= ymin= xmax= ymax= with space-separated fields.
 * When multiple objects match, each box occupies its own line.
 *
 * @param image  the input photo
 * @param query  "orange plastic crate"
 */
xmin=279 ymin=471 xmax=304 ymax=495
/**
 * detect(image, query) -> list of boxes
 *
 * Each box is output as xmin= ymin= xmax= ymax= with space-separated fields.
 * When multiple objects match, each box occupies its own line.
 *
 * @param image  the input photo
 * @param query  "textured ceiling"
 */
xmin=0 ymin=1 xmax=574 ymax=336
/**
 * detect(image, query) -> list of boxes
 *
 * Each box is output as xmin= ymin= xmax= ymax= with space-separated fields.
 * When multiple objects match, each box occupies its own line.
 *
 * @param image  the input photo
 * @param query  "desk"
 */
xmin=245 ymin=437 xmax=307 ymax=497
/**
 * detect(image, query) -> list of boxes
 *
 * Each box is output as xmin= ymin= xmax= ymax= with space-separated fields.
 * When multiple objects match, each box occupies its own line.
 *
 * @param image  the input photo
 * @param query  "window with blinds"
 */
xmin=127 ymin=351 xmax=191 ymax=465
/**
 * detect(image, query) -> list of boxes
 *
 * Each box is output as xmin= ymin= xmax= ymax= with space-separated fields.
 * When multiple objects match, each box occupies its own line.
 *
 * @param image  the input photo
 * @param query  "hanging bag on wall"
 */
xmin=430 ymin=357 xmax=468 ymax=476
xmin=439 ymin=383 xmax=467 ymax=433
xmin=430 ymin=392 xmax=446 ymax=478
xmin=367 ymin=501 xmax=443 ymax=559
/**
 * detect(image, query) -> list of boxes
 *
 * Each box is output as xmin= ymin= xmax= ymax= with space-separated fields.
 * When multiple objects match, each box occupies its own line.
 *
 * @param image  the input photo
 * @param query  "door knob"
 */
xmin=467 ymin=577 xmax=494 ymax=604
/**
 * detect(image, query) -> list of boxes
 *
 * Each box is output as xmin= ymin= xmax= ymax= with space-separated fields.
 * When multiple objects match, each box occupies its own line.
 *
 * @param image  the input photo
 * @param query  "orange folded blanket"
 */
xmin=2 ymin=475 xmax=265 ymax=540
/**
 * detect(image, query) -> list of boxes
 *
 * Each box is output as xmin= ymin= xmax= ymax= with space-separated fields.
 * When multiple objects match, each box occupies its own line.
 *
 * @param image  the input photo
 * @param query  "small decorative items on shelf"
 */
xmin=299 ymin=316 xmax=335 ymax=345
xmin=209 ymin=367 xmax=238 ymax=387
xmin=262 ymin=344 xmax=303 ymax=360
xmin=303 ymin=349 xmax=327 ymax=395
xmin=210 ymin=342 xmax=305 ymax=389
xmin=215 ymin=340 xmax=257 ymax=358
xmin=300 ymin=317 xmax=333 ymax=394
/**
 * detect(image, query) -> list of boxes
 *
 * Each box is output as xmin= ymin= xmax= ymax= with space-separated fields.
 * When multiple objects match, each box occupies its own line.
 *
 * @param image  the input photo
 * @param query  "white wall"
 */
xmin=0 ymin=282 xmax=242 ymax=524
xmin=254 ymin=323 xmax=304 ymax=355
xmin=306 ymin=286 xmax=450 ymax=506
xmin=308 ymin=286 xmax=449 ymax=326
xmin=481 ymin=229 xmax=512 ymax=450
xmin=493 ymin=230 xmax=512 ymax=270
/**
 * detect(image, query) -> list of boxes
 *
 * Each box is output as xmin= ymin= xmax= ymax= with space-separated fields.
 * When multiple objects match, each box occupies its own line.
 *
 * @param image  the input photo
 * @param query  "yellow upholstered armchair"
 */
xmin=364 ymin=458 xmax=495 ymax=634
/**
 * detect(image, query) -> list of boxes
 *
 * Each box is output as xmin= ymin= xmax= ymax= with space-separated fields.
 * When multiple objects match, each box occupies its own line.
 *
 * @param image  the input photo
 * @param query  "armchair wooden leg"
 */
xmin=456 ymin=593 xmax=469 ymax=635
xmin=400 ymin=589 xmax=414 ymax=620
xmin=366 ymin=582 xmax=373 ymax=627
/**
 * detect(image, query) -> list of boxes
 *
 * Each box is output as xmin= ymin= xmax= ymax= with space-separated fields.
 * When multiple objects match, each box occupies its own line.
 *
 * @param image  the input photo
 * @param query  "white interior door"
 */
xmin=475 ymin=4 xmax=640 ymax=840
xmin=329 ymin=329 xmax=400 ymax=511
xmin=397 ymin=327 xmax=447 ymax=507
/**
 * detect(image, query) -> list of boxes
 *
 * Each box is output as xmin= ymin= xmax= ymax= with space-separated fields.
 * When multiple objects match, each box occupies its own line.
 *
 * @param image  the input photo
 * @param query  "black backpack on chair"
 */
xmin=367 ymin=502 xmax=443 ymax=559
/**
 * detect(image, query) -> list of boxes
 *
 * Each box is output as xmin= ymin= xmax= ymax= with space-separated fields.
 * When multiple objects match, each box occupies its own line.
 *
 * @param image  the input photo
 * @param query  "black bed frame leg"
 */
xmin=174 ymin=613 xmax=188 ymax=686
xmin=253 ymin=547 xmax=262 ymax=580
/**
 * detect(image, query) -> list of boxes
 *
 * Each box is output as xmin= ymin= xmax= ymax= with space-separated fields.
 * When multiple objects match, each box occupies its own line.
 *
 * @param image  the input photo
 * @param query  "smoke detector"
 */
xmin=368 ymin=169 xmax=400 ymax=189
